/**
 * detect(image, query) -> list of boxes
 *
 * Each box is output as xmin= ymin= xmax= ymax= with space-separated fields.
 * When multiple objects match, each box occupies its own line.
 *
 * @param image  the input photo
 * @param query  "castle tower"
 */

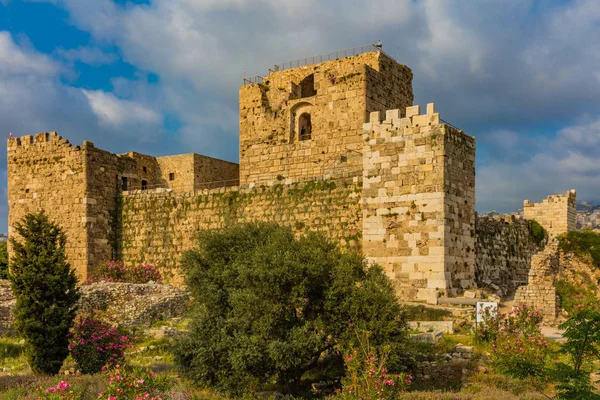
xmin=239 ymin=49 xmax=413 ymax=185
xmin=523 ymin=190 xmax=577 ymax=236
xmin=362 ymin=104 xmax=476 ymax=302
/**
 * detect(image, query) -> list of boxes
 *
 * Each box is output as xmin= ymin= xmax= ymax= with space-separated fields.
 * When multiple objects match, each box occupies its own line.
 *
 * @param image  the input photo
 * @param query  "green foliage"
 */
xmin=101 ymin=364 xmax=171 ymax=400
xmin=555 ymin=279 xmax=599 ymax=313
xmin=174 ymin=222 xmax=409 ymax=395
xmin=559 ymin=229 xmax=600 ymax=268
xmin=554 ymin=307 xmax=600 ymax=399
xmin=529 ymin=220 xmax=546 ymax=246
xmin=0 ymin=242 xmax=7 ymax=279
xmin=8 ymin=212 xmax=80 ymax=375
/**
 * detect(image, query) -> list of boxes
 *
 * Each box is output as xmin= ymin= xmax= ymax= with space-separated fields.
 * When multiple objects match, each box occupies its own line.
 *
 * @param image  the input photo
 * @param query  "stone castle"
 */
xmin=7 ymin=47 xmax=576 ymax=303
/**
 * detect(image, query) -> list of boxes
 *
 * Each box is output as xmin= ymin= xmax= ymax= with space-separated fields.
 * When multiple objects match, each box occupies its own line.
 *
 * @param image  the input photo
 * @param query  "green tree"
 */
xmin=174 ymin=222 xmax=409 ymax=395
xmin=0 ymin=242 xmax=8 ymax=279
xmin=9 ymin=212 xmax=80 ymax=375
xmin=555 ymin=307 xmax=600 ymax=399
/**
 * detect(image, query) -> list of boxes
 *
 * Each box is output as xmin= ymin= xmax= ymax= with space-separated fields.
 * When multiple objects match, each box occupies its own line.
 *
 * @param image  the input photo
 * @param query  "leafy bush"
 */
xmin=174 ymin=223 xmax=409 ymax=395
xmin=554 ymin=307 xmax=600 ymax=399
xmin=334 ymin=334 xmax=411 ymax=399
xmin=86 ymin=260 xmax=162 ymax=284
xmin=484 ymin=305 xmax=550 ymax=378
xmin=68 ymin=315 xmax=132 ymax=374
xmin=100 ymin=364 xmax=171 ymax=400
xmin=559 ymin=229 xmax=600 ymax=268
xmin=9 ymin=212 xmax=80 ymax=375
xmin=0 ymin=242 xmax=8 ymax=279
xmin=529 ymin=220 xmax=546 ymax=246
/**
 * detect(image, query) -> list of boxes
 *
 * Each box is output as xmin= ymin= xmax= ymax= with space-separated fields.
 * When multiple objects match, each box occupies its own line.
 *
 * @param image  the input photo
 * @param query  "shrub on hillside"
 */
xmin=68 ymin=315 xmax=132 ymax=374
xmin=0 ymin=242 xmax=7 ymax=279
xmin=9 ymin=212 xmax=80 ymax=375
xmin=86 ymin=260 xmax=162 ymax=284
xmin=174 ymin=222 xmax=410 ymax=395
xmin=558 ymin=229 xmax=600 ymax=268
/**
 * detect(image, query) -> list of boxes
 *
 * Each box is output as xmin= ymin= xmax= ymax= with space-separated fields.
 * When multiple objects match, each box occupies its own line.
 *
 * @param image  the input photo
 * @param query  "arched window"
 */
xmin=298 ymin=113 xmax=312 ymax=141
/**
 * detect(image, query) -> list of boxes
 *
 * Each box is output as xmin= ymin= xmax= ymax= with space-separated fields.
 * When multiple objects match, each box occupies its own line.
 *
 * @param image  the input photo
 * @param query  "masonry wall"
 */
xmin=7 ymin=132 xmax=91 ymax=278
xmin=119 ymin=178 xmax=363 ymax=282
xmin=475 ymin=215 xmax=545 ymax=295
xmin=361 ymin=104 xmax=475 ymax=301
xmin=523 ymin=190 xmax=577 ymax=236
xmin=239 ymin=51 xmax=413 ymax=186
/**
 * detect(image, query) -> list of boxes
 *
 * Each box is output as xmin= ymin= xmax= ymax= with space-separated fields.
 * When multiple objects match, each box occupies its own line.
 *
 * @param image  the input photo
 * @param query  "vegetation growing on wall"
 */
xmin=529 ymin=220 xmax=547 ymax=246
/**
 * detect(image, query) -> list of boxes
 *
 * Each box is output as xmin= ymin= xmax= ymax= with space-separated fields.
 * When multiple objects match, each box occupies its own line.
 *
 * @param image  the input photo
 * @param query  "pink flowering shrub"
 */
xmin=68 ymin=315 xmax=133 ymax=374
xmin=36 ymin=380 xmax=76 ymax=400
xmin=476 ymin=303 xmax=543 ymax=343
xmin=335 ymin=344 xmax=411 ymax=399
xmin=86 ymin=260 xmax=162 ymax=284
xmin=100 ymin=364 xmax=171 ymax=400
xmin=483 ymin=305 xmax=551 ymax=378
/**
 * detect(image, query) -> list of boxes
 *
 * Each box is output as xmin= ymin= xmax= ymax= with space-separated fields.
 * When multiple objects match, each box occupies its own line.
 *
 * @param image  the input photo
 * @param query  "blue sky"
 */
xmin=0 ymin=0 xmax=599 ymax=231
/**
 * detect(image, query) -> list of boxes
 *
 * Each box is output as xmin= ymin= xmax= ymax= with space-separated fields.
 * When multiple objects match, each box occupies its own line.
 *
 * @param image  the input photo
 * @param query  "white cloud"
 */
xmin=82 ymin=89 xmax=162 ymax=128
xmin=0 ymin=32 xmax=61 ymax=77
xmin=56 ymin=46 xmax=117 ymax=66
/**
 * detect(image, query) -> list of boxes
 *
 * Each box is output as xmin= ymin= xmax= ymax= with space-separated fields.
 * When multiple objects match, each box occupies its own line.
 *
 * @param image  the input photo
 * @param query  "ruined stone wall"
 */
xmin=119 ymin=178 xmax=363 ymax=282
xmin=523 ymin=190 xmax=577 ymax=236
xmin=361 ymin=104 xmax=475 ymax=302
xmin=239 ymin=51 xmax=413 ymax=186
xmin=475 ymin=215 xmax=545 ymax=295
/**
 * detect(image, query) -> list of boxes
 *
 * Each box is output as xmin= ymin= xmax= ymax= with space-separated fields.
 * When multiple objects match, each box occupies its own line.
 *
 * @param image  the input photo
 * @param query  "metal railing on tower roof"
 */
xmin=242 ymin=44 xmax=394 ymax=85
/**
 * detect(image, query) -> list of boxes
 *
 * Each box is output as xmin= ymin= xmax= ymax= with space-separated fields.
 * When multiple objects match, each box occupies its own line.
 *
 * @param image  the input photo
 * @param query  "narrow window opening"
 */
xmin=141 ymin=180 xmax=147 ymax=190
xmin=169 ymin=172 xmax=175 ymax=181
xmin=298 ymin=113 xmax=312 ymax=141
xmin=121 ymin=177 xmax=128 ymax=191
xmin=143 ymin=166 xmax=147 ymax=173
xmin=300 ymin=74 xmax=316 ymax=98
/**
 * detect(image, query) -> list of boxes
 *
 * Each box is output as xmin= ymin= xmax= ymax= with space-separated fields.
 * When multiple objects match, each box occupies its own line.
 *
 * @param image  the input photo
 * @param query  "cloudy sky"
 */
xmin=0 ymin=0 xmax=599 ymax=230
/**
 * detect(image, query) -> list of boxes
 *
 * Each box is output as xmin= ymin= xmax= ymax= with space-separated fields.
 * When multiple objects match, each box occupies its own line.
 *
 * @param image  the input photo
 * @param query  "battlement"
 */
xmin=7 ymin=131 xmax=95 ymax=152
xmin=523 ymin=190 xmax=577 ymax=236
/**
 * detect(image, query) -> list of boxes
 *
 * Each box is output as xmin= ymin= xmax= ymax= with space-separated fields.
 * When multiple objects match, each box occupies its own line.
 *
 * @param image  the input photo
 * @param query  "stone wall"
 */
xmin=119 ymin=178 xmax=363 ymax=281
xmin=361 ymin=104 xmax=475 ymax=301
xmin=475 ymin=214 xmax=545 ymax=295
xmin=514 ymin=240 xmax=561 ymax=320
xmin=523 ymin=190 xmax=577 ymax=236
xmin=239 ymin=51 xmax=413 ymax=186
xmin=0 ymin=280 xmax=188 ymax=330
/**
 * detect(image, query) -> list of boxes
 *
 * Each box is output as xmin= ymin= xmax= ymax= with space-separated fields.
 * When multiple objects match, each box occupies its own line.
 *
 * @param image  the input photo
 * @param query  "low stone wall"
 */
xmin=514 ymin=285 xmax=559 ymax=320
xmin=475 ymin=214 xmax=545 ymax=296
xmin=0 ymin=281 xmax=188 ymax=331
xmin=413 ymin=344 xmax=474 ymax=389
xmin=0 ymin=281 xmax=15 ymax=333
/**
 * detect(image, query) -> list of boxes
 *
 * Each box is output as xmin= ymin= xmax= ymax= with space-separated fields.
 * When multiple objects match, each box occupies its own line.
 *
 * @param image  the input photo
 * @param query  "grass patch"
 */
xmin=554 ymin=278 xmax=599 ymax=312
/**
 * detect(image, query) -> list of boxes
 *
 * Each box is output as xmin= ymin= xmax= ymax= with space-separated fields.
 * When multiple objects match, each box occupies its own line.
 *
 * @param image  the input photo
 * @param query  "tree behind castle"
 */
xmin=9 ymin=212 xmax=80 ymax=375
